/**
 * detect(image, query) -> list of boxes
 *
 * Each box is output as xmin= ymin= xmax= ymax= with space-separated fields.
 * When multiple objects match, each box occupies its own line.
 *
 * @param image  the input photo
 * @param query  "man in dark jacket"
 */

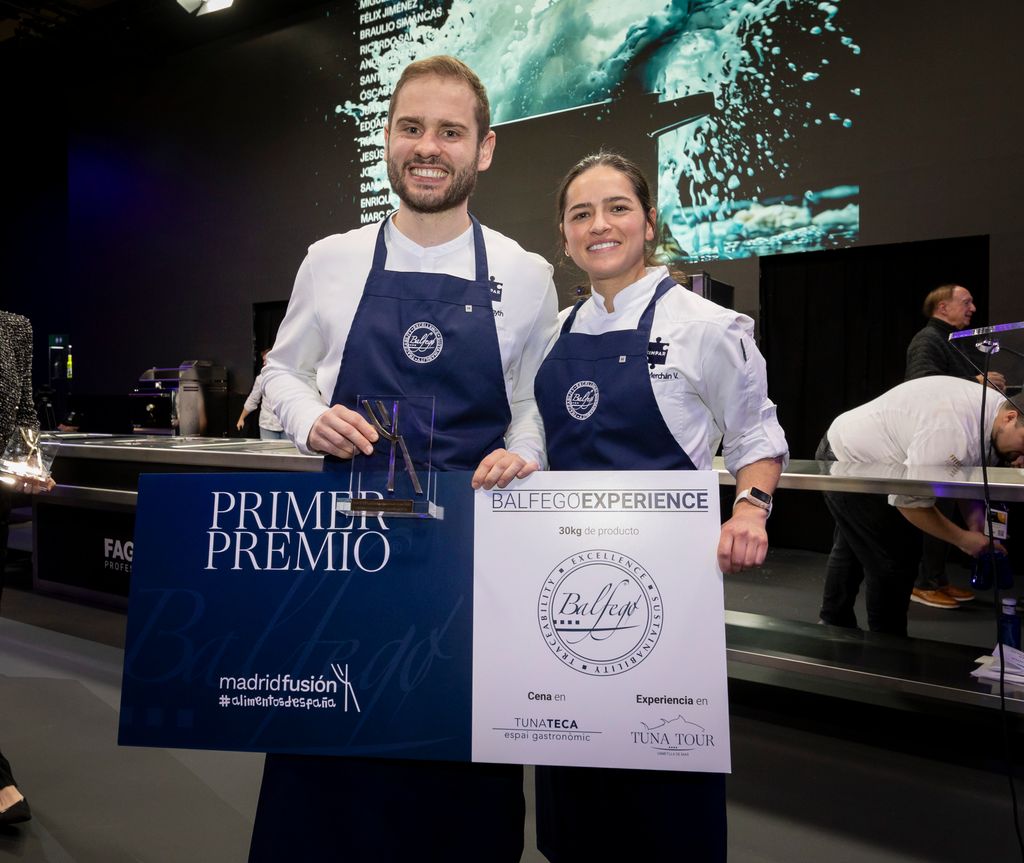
xmin=905 ymin=284 xmax=1003 ymax=384
xmin=903 ymin=284 xmax=1004 ymax=609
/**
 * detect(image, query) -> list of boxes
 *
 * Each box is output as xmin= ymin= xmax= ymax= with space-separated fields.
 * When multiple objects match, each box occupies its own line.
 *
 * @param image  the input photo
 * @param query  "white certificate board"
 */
xmin=472 ymin=471 xmax=730 ymax=773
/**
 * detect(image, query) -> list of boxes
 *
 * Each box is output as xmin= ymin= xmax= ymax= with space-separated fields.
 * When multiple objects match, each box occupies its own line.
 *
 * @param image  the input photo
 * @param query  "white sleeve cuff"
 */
xmin=890 ymin=494 xmax=936 ymax=509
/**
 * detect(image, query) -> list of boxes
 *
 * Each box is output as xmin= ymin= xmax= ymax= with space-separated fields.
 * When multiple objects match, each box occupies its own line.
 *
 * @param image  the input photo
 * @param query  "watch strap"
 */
xmin=734 ymin=487 xmax=772 ymax=517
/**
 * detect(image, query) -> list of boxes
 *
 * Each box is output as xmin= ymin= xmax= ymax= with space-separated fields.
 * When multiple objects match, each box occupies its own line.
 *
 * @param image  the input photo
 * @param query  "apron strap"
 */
xmin=561 ymin=299 xmax=587 ymax=334
xmin=370 ymin=211 xmax=397 ymax=271
xmin=468 ymin=213 xmax=489 ymax=282
xmin=637 ymin=276 xmax=677 ymax=333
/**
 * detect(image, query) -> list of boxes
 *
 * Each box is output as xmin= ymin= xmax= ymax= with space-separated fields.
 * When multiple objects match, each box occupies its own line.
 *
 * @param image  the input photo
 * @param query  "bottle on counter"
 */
xmin=999 ymin=598 xmax=1021 ymax=650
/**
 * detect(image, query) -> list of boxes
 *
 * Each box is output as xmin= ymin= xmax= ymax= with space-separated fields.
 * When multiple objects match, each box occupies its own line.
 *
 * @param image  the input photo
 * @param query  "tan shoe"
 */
xmin=940 ymin=585 xmax=976 ymax=602
xmin=910 ymin=588 xmax=959 ymax=609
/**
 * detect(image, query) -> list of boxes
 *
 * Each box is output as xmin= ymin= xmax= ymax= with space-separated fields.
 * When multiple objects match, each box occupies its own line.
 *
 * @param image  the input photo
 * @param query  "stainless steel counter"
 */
xmin=47 ymin=434 xmax=321 ymax=471
xmin=34 ymin=434 xmax=1024 ymax=715
xmin=713 ymin=456 xmax=1024 ymax=500
xmin=725 ymin=611 xmax=1024 ymax=714
xmin=43 ymin=435 xmax=320 ymax=504
xmin=43 ymin=434 xmax=1024 ymax=501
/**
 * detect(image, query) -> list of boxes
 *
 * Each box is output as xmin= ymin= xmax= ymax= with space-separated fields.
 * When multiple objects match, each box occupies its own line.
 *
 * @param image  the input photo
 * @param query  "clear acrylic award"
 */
xmin=950 ymin=321 xmax=1024 ymax=405
xmin=1 ymin=426 xmax=57 ymax=488
xmin=336 ymin=395 xmax=443 ymax=519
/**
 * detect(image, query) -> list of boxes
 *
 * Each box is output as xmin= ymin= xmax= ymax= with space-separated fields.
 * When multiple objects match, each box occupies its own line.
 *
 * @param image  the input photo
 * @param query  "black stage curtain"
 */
xmin=758 ymin=235 xmax=990 ymax=552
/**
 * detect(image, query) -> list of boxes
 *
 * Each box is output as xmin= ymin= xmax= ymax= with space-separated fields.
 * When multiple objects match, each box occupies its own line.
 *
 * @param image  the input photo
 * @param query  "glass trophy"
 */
xmin=1 ymin=426 xmax=58 ymax=489
xmin=949 ymin=321 xmax=1024 ymax=411
xmin=336 ymin=394 xmax=442 ymax=519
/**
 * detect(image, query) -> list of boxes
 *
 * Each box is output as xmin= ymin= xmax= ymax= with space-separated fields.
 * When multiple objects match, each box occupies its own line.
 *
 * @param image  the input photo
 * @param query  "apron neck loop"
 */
xmin=370 ymin=211 xmax=490 ymax=282
xmin=563 ymin=275 xmax=676 ymax=335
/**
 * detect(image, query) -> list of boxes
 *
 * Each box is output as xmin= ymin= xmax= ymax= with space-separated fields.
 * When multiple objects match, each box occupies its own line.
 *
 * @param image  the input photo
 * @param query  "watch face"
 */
xmin=750 ymin=487 xmax=772 ymax=505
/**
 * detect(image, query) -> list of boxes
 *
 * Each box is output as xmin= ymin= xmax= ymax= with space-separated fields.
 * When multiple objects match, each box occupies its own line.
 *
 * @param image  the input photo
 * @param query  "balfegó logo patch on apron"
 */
xmin=402 ymin=322 xmax=444 ymax=363
xmin=565 ymin=380 xmax=599 ymax=421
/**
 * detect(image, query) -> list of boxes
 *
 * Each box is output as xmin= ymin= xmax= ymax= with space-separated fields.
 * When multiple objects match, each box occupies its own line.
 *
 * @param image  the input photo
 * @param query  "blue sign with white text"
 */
xmin=118 ymin=471 xmax=474 ymax=761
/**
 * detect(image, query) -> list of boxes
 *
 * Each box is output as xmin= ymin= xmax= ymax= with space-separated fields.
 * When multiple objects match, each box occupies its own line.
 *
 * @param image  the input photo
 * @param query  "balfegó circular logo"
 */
xmin=538 ymin=549 xmax=662 ymax=676
xmin=565 ymin=380 xmax=599 ymax=421
xmin=402 ymin=322 xmax=443 ymax=363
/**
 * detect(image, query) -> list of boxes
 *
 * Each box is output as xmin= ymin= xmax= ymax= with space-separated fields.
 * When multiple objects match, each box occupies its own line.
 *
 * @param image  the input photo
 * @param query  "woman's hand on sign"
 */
xmin=471 ymin=448 xmax=538 ymax=490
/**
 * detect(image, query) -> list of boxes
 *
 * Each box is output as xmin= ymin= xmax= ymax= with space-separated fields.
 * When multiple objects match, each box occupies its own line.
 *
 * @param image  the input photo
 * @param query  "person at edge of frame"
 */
xmin=817 ymin=375 xmax=1024 ymax=636
xmin=1 ymin=310 xmax=57 ymax=827
xmin=235 ymin=349 xmax=286 ymax=440
xmin=532 ymin=151 xmax=789 ymax=863
xmin=252 ymin=56 xmax=559 ymax=862
xmin=903 ymin=283 xmax=1004 ymax=609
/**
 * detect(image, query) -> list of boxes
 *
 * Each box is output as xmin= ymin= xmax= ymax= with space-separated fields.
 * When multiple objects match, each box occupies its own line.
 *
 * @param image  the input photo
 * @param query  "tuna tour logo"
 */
xmin=632 ymin=715 xmax=716 ymax=755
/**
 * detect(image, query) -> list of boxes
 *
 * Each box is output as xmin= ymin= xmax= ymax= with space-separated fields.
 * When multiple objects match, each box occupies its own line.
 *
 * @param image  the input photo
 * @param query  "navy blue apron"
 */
xmin=534 ymin=276 xmax=726 ymax=862
xmin=326 ymin=213 xmax=510 ymax=472
xmin=250 ymin=216 xmax=523 ymax=863
xmin=536 ymin=275 xmax=696 ymax=471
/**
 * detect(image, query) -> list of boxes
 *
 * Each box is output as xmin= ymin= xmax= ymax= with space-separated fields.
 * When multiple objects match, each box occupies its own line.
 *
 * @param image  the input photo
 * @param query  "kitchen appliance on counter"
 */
xmin=177 ymin=360 xmax=227 ymax=437
xmin=129 ymin=367 xmax=179 ymax=435
xmin=129 ymin=361 xmax=227 ymax=436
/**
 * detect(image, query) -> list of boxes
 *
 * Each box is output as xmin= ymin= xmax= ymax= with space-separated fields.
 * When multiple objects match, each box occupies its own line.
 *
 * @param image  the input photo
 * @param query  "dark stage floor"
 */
xmin=2 ymin=543 xmax=1022 ymax=862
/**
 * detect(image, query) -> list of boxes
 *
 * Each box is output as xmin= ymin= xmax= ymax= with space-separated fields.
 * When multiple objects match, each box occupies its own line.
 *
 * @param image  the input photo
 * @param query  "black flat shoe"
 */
xmin=0 ymin=797 xmax=31 ymax=825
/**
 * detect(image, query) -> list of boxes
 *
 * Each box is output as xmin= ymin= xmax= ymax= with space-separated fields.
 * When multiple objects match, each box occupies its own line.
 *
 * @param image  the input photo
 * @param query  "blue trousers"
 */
xmin=536 ymin=766 xmax=727 ymax=862
xmin=249 ymin=755 xmax=524 ymax=862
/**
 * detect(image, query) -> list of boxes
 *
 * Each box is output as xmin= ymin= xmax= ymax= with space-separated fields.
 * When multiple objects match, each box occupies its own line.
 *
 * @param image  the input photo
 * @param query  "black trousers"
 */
xmin=0 ymin=749 xmax=15 ymax=789
xmin=1 ymin=491 xmax=14 ymax=793
xmin=536 ymin=766 xmax=727 ymax=862
xmin=915 ymin=499 xmax=955 ymax=589
xmin=0 ymin=488 xmax=10 ymax=609
xmin=817 ymin=440 xmax=921 ymax=635
xmin=249 ymin=755 xmax=524 ymax=863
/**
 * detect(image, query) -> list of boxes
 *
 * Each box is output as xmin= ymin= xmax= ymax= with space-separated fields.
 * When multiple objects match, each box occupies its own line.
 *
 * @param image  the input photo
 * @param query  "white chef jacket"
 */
xmin=264 ymin=216 xmax=558 ymax=466
xmin=554 ymin=266 xmax=789 ymax=475
xmin=826 ymin=375 xmax=1002 ymax=508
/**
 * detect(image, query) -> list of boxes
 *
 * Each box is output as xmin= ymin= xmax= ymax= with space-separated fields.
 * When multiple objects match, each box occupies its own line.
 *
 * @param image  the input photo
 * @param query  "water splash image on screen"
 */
xmin=346 ymin=0 xmax=860 ymax=261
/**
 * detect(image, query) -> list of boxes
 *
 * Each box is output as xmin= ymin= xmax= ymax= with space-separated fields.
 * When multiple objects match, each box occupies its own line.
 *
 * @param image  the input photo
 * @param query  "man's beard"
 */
xmin=387 ymin=155 xmax=478 ymax=214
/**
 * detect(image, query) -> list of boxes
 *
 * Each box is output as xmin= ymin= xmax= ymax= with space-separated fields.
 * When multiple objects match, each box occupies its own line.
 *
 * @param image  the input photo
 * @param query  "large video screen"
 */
xmin=344 ymin=0 xmax=860 ymax=264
